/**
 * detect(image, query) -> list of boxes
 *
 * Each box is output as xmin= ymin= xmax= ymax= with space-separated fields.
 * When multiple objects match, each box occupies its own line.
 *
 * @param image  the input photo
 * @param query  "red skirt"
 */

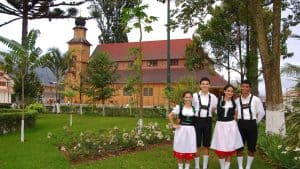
xmin=215 ymin=150 xmax=236 ymax=156
xmin=173 ymin=151 xmax=195 ymax=160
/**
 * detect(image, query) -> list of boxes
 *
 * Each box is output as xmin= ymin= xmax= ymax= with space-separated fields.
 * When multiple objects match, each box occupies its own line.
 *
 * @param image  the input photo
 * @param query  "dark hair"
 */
xmin=182 ymin=91 xmax=193 ymax=98
xmin=221 ymin=84 xmax=235 ymax=106
xmin=200 ymin=77 xmax=210 ymax=84
xmin=224 ymin=84 xmax=235 ymax=91
xmin=241 ymin=80 xmax=251 ymax=87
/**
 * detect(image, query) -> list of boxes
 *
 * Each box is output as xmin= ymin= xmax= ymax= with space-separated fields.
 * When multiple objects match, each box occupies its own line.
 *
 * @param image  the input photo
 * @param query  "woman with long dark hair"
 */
xmin=210 ymin=84 xmax=244 ymax=169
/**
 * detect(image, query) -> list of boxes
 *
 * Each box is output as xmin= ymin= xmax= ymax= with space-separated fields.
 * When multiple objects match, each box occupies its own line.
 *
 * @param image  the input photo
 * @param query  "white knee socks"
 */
xmin=203 ymin=155 xmax=209 ymax=169
xmin=178 ymin=163 xmax=183 ymax=169
xmin=194 ymin=157 xmax=200 ymax=169
xmin=237 ymin=156 xmax=243 ymax=169
xmin=246 ymin=156 xmax=254 ymax=169
xmin=224 ymin=162 xmax=230 ymax=169
xmin=184 ymin=163 xmax=190 ymax=169
xmin=219 ymin=158 xmax=225 ymax=169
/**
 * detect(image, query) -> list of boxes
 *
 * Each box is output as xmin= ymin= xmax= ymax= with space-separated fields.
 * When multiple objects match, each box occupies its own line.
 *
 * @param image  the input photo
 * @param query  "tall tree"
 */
xmin=89 ymin=0 xmax=138 ymax=44
xmin=122 ymin=1 xmax=158 ymax=133
xmin=86 ymin=51 xmax=118 ymax=116
xmin=40 ymin=47 xmax=74 ymax=111
xmin=0 ymin=29 xmax=42 ymax=142
xmin=249 ymin=0 xmax=299 ymax=134
xmin=0 ymin=0 xmax=87 ymax=46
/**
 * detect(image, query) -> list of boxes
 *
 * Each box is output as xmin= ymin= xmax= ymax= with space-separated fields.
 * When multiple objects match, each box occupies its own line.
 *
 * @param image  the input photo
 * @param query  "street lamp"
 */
xmin=157 ymin=0 xmax=171 ymax=116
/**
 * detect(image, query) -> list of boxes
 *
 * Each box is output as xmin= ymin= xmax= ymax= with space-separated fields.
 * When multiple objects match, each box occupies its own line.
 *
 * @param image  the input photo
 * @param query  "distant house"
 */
xmin=0 ymin=70 xmax=14 ymax=104
xmin=64 ymin=19 xmax=227 ymax=107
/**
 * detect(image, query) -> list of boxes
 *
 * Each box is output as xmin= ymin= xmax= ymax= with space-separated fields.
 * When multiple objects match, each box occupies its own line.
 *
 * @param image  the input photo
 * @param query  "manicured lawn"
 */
xmin=0 ymin=114 xmax=273 ymax=169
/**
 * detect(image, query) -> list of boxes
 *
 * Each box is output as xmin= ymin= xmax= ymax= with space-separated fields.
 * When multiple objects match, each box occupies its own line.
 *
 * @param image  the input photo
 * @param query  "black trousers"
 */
xmin=237 ymin=119 xmax=258 ymax=152
xmin=194 ymin=117 xmax=212 ymax=147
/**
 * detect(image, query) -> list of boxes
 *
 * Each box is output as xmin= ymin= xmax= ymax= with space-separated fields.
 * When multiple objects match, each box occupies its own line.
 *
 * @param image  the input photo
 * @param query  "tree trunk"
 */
xmin=250 ymin=0 xmax=285 ymax=135
xmin=138 ymin=21 xmax=143 ymax=134
xmin=246 ymin=24 xmax=259 ymax=95
xmin=21 ymin=0 xmax=28 ymax=46
xmin=102 ymin=100 xmax=105 ymax=116
xmin=21 ymin=74 xmax=25 ymax=142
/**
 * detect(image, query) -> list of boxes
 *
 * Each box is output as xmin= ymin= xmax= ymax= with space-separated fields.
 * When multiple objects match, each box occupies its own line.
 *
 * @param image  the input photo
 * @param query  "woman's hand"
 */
xmin=172 ymin=124 xmax=181 ymax=129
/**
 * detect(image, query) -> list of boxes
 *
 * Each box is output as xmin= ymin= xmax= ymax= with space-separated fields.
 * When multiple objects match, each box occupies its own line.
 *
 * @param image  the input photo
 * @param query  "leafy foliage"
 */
xmin=89 ymin=0 xmax=138 ymax=43
xmin=86 ymin=52 xmax=118 ymax=105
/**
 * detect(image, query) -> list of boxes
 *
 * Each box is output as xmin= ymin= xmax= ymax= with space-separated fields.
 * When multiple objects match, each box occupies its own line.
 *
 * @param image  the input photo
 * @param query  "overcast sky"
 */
xmin=0 ymin=0 xmax=299 ymax=96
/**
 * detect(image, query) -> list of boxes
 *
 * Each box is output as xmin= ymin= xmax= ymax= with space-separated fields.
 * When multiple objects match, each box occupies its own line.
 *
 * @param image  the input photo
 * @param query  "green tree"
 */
xmin=89 ymin=0 xmax=138 ymax=44
xmin=0 ymin=0 xmax=87 ymax=46
xmin=0 ymin=29 xmax=42 ymax=142
xmin=86 ymin=51 xmax=118 ymax=116
xmin=13 ymin=71 xmax=43 ymax=104
xmin=169 ymin=76 xmax=198 ymax=105
xmin=122 ymin=0 xmax=158 ymax=133
xmin=173 ymin=0 xmax=299 ymax=135
xmin=40 ymin=47 xmax=74 ymax=112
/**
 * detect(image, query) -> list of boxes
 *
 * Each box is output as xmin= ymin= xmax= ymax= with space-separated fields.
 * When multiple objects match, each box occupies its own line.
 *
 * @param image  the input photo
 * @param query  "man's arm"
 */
xmin=256 ymin=98 xmax=266 ymax=123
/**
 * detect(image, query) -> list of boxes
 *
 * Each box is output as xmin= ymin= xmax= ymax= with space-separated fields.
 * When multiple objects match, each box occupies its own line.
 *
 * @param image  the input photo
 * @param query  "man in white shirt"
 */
xmin=192 ymin=77 xmax=218 ymax=169
xmin=235 ymin=80 xmax=265 ymax=169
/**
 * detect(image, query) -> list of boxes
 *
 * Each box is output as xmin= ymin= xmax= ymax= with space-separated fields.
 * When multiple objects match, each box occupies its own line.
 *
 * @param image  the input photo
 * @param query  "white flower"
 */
xmin=137 ymin=140 xmax=144 ymax=147
xmin=294 ymin=157 xmax=298 ymax=160
xmin=293 ymin=147 xmax=300 ymax=152
xmin=60 ymin=146 xmax=66 ymax=151
xmin=281 ymin=151 xmax=287 ymax=154
xmin=80 ymin=132 xmax=84 ymax=137
xmin=277 ymin=145 xmax=282 ymax=149
xmin=47 ymin=132 xmax=52 ymax=139
xmin=77 ymin=143 xmax=81 ymax=147
xmin=285 ymin=146 xmax=291 ymax=151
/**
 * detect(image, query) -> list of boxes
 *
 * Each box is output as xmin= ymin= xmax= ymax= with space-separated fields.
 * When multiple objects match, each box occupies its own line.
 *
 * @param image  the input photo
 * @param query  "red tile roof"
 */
xmin=115 ymin=68 xmax=227 ymax=87
xmin=93 ymin=39 xmax=192 ymax=61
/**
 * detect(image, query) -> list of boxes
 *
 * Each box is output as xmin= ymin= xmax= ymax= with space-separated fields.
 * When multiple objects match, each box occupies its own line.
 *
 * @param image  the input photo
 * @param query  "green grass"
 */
xmin=0 ymin=114 xmax=273 ymax=169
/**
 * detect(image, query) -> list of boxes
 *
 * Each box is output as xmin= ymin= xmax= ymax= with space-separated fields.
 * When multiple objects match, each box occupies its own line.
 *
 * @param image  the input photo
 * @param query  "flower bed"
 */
xmin=50 ymin=122 xmax=173 ymax=161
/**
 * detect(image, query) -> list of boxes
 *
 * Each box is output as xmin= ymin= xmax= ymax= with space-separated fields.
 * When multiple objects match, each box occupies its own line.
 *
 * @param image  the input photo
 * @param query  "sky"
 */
xmin=0 ymin=0 xmax=299 ymax=96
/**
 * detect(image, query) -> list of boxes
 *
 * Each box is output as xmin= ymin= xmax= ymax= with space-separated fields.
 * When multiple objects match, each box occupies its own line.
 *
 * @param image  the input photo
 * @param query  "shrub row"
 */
xmin=0 ymin=109 xmax=22 ymax=113
xmin=0 ymin=112 xmax=38 ymax=135
xmin=0 ymin=103 xmax=11 ymax=109
xmin=45 ymin=105 xmax=167 ymax=118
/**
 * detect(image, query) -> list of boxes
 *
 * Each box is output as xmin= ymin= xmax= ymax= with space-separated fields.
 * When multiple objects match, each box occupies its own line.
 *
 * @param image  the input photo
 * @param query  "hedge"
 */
xmin=0 ymin=109 xmax=23 ymax=114
xmin=0 ymin=103 xmax=11 ymax=109
xmin=0 ymin=112 xmax=38 ymax=135
xmin=45 ymin=105 xmax=167 ymax=118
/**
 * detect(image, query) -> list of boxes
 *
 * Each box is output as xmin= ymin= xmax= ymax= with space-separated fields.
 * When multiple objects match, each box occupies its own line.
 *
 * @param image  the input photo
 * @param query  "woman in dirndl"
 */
xmin=168 ymin=91 xmax=197 ymax=169
xmin=210 ymin=84 xmax=244 ymax=169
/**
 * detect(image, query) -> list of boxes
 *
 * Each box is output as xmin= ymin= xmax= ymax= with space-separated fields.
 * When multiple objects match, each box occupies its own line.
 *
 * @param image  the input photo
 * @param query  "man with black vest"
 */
xmin=192 ymin=77 xmax=218 ymax=169
xmin=235 ymin=80 xmax=265 ymax=169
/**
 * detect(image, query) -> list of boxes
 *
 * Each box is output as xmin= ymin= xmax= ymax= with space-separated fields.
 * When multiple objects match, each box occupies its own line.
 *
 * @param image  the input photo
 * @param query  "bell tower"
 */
xmin=65 ymin=17 xmax=91 ymax=103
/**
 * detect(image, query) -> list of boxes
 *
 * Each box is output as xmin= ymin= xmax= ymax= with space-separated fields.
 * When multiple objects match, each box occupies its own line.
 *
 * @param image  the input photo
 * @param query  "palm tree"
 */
xmin=0 ymin=29 xmax=42 ymax=142
xmin=40 ymin=48 xmax=74 ymax=113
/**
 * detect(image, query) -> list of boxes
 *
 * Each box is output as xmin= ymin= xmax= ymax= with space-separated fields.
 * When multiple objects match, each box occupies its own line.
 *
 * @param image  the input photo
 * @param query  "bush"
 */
xmin=50 ymin=105 xmax=167 ymax=118
xmin=0 ymin=109 xmax=22 ymax=113
xmin=0 ymin=103 xmax=11 ymax=108
xmin=0 ymin=111 xmax=38 ymax=135
xmin=50 ymin=122 xmax=173 ymax=161
xmin=26 ymin=102 xmax=46 ymax=113
xmin=257 ymin=124 xmax=300 ymax=169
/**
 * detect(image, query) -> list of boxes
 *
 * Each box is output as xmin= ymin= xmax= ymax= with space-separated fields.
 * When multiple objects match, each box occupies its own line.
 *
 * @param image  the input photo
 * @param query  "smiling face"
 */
xmin=241 ymin=83 xmax=251 ymax=96
xmin=224 ymin=86 xmax=234 ymax=99
xmin=183 ymin=92 xmax=193 ymax=105
xmin=200 ymin=80 xmax=210 ymax=93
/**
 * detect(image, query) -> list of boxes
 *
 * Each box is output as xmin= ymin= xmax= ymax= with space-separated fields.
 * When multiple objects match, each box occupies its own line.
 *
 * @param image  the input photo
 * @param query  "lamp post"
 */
xmin=6 ymin=80 xmax=10 ymax=103
xmin=158 ymin=0 xmax=171 ymax=116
